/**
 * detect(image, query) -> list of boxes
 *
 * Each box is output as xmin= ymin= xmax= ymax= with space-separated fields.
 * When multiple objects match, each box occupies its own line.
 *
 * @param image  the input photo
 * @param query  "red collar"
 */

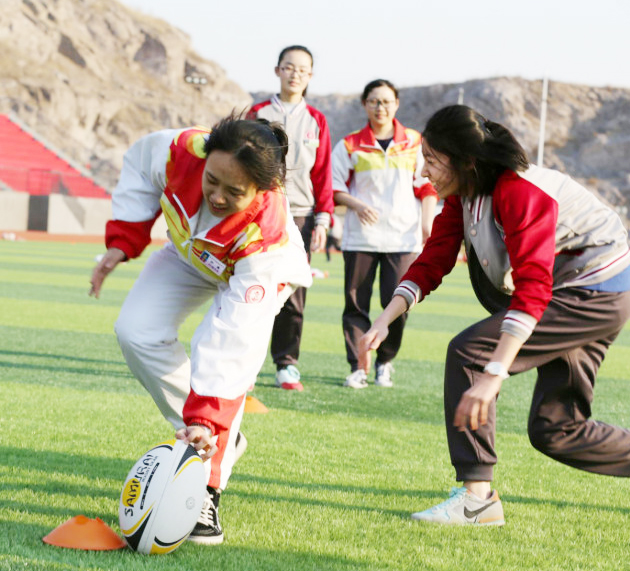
xmin=355 ymin=118 xmax=408 ymax=148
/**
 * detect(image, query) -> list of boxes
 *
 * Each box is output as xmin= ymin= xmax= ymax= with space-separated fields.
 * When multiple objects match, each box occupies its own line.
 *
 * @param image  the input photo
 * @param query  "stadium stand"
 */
xmin=0 ymin=114 xmax=110 ymax=199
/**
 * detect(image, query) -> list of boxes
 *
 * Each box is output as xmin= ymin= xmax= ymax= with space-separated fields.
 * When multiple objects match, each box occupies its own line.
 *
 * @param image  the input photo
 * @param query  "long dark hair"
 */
xmin=423 ymin=105 xmax=529 ymax=197
xmin=204 ymin=114 xmax=289 ymax=190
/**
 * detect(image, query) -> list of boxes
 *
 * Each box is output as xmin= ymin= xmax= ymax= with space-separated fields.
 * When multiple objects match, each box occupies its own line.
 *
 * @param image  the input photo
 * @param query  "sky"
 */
xmin=119 ymin=0 xmax=630 ymax=96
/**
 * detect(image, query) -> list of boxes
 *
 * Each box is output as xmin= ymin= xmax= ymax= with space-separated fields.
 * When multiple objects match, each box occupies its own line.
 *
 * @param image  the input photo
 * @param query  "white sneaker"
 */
xmin=375 ymin=362 xmax=394 ymax=387
xmin=275 ymin=365 xmax=304 ymax=391
xmin=411 ymin=487 xmax=505 ymax=526
xmin=343 ymin=369 xmax=368 ymax=389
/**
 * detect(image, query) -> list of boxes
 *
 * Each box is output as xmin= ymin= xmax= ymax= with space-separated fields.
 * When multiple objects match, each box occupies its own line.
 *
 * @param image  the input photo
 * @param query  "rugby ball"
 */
xmin=119 ymin=438 xmax=206 ymax=554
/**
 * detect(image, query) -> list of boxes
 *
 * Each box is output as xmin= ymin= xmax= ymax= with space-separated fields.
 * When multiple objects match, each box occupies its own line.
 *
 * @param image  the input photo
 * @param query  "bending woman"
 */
xmin=360 ymin=104 xmax=630 ymax=525
xmin=90 ymin=115 xmax=312 ymax=543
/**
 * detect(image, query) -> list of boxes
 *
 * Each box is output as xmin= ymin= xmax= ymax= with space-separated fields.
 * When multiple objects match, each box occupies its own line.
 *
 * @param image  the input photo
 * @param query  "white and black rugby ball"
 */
xmin=119 ymin=438 xmax=206 ymax=554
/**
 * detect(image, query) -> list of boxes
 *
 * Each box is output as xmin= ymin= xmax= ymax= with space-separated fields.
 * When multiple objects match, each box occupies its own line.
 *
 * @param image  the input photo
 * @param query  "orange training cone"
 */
xmin=43 ymin=515 xmax=126 ymax=550
xmin=244 ymin=395 xmax=269 ymax=413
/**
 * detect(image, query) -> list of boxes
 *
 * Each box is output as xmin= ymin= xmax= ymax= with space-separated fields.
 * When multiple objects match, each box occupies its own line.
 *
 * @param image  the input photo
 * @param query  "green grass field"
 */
xmin=2 ymin=239 xmax=630 ymax=571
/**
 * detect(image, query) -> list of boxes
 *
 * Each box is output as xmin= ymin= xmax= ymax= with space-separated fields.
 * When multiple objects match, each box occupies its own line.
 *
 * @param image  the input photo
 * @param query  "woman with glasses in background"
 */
xmin=248 ymin=45 xmax=334 ymax=392
xmin=332 ymin=79 xmax=438 ymax=389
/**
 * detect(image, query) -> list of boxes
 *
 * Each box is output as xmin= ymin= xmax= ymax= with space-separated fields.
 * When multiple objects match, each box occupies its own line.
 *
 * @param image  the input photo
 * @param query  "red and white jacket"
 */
xmin=248 ymin=95 xmax=334 ymax=228
xmin=105 ymin=127 xmax=312 ymax=439
xmin=332 ymin=119 xmax=437 ymax=252
xmin=396 ymin=165 xmax=630 ymax=341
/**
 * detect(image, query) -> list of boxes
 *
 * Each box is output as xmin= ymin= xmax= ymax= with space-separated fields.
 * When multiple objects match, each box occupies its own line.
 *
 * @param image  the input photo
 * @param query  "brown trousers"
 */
xmin=271 ymin=215 xmax=314 ymax=369
xmin=445 ymin=287 xmax=630 ymax=481
xmin=342 ymin=251 xmax=417 ymax=370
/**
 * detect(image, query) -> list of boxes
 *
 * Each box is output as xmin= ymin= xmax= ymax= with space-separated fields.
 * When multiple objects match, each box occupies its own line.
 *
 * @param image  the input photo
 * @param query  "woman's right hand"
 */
xmin=176 ymin=425 xmax=219 ymax=459
xmin=355 ymin=202 xmax=379 ymax=225
xmin=89 ymin=247 xmax=126 ymax=298
xmin=358 ymin=320 xmax=389 ymax=373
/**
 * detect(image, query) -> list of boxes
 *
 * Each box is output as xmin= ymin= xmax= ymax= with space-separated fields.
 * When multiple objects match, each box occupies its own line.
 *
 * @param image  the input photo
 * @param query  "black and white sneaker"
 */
xmin=188 ymin=487 xmax=224 ymax=545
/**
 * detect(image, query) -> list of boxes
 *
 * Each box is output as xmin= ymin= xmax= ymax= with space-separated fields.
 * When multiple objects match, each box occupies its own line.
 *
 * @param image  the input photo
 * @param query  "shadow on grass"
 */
xmin=1 ymin=533 xmax=375 ymax=571
xmin=227 ymin=471 xmax=630 ymax=518
xmin=0 ymin=349 xmax=130 ymax=380
xmin=0 ymin=446 xmax=131 ymax=484
xmin=0 ymin=349 xmax=122 ymax=366
xmin=4 ymin=446 xmax=630 ymax=571
xmin=0 ymin=345 xmax=142 ymax=394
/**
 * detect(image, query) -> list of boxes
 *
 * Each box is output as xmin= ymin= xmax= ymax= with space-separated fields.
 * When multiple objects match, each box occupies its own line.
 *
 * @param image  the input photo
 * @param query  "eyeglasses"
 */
xmin=279 ymin=65 xmax=312 ymax=77
xmin=365 ymin=99 xmax=397 ymax=109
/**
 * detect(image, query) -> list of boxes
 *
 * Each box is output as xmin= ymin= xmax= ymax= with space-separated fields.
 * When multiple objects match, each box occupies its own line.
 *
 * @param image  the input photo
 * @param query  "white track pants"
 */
xmin=114 ymin=244 xmax=243 ymax=490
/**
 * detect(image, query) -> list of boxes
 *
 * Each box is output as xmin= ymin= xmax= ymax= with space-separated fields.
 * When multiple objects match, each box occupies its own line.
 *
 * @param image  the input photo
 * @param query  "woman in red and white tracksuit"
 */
xmin=361 ymin=105 xmax=630 ymax=525
xmin=90 ymin=116 xmax=312 ymax=544
xmin=248 ymin=45 xmax=334 ymax=391
xmin=333 ymin=79 xmax=437 ymax=389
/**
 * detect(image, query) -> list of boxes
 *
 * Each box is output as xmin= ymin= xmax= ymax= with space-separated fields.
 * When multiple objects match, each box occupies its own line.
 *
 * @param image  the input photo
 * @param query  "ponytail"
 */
xmin=204 ymin=112 xmax=288 ymax=190
xmin=423 ymin=105 xmax=530 ymax=197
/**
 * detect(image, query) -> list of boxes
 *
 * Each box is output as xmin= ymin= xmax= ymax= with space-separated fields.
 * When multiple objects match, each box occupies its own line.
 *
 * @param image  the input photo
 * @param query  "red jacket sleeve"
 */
xmin=401 ymin=196 xmax=464 ymax=298
xmin=494 ymin=173 xmax=557 ymax=321
xmin=105 ymin=214 xmax=161 ymax=260
xmin=414 ymin=182 xmax=438 ymax=200
xmin=308 ymin=107 xmax=334 ymax=217
xmin=183 ymin=389 xmax=245 ymax=434
xmin=183 ymin=389 xmax=246 ymax=489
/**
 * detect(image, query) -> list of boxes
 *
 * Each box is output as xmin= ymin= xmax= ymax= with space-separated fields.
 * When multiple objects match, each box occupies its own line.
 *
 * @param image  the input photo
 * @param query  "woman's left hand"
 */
xmin=453 ymin=374 xmax=504 ymax=431
xmin=311 ymin=224 xmax=327 ymax=252
xmin=176 ymin=425 xmax=218 ymax=459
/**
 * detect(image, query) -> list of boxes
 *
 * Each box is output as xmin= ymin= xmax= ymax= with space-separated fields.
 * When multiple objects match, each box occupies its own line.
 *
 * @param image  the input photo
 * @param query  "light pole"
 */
xmin=184 ymin=74 xmax=208 ymax=124
xmin=537 ymin=76 xmax=549 ymax=166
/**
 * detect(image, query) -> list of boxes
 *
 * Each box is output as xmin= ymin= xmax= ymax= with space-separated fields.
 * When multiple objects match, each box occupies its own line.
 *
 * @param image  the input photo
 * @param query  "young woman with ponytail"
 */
xmin=248 ymin=45 xmax=334 ymax=392
xmin=90 ymin=114 xmax=312 ymax=544
xmin=360 ymin=104 xmax=630 ymax=525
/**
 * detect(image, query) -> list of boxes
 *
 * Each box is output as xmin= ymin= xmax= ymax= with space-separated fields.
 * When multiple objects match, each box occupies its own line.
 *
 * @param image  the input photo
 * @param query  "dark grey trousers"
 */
xmin=271 ymin=215 xmax=314 ymax=369
xmin=446 ymin=287 xmax=630 ymax=481
xmin=342 ymin=251 xmax=417 ymax=370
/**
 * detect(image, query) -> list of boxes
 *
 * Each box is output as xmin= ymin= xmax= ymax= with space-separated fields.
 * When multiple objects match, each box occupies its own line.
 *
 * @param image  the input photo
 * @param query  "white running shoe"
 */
xmin=411 ymin=487 xmax=505 ymax=526
xmin=375 ymin=362 xmax=394 ymax=387
xmin=275 ymin=365 xmax=304 ymax=391
xmin=343 ymin=369 xmax=368 ymax=389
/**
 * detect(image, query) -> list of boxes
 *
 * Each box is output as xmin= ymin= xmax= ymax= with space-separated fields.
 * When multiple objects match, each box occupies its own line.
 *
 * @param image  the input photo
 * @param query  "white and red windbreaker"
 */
xmin=248 ymin=95 xmax=334 ymax=228
xmin=105 ymin=127 xmax=312 ymax=448
xmin=395 ymin=165 xmax=630 ymax=341
xmin=332 ymin=119 xmax=437 ymax=252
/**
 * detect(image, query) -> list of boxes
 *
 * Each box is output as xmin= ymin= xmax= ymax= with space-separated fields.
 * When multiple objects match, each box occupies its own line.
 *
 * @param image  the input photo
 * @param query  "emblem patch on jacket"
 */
xmin=245 ymin=285 xmax=265 ymax=303
xmin=304 ymin=130 xmax=320 ymax=147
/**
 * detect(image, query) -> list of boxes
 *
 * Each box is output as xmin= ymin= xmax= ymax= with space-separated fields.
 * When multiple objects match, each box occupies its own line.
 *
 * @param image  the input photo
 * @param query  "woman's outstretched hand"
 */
xmin=358 ymin=321 xmax=389 ymax=374
xmin=89 ymin=247 xmax=126 ymax=298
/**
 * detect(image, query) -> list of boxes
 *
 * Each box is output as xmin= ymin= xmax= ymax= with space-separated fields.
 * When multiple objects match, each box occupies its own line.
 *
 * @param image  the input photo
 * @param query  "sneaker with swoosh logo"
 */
xmin=411 ymin=486 xmax=505 ymax=526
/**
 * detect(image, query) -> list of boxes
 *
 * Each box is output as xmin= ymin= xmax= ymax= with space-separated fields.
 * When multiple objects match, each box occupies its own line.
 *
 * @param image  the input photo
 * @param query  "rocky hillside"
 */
xmin=304 ymin=78 xmax=630 ymax=210
xmin=0 ymin=0 xmax=251 ymax=187
xmin=2 ymin=0 xmax=629 ymax=217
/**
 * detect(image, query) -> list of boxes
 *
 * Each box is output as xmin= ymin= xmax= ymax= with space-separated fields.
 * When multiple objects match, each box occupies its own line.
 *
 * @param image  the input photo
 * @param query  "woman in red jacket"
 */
xmin=360 ymin=105 xmax=630 ymax=526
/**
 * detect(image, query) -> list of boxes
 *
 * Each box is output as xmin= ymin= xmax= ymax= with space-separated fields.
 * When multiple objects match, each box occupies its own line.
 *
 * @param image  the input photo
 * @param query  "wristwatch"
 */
xmin=483 ymin=361 xmax=509 ymax=380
